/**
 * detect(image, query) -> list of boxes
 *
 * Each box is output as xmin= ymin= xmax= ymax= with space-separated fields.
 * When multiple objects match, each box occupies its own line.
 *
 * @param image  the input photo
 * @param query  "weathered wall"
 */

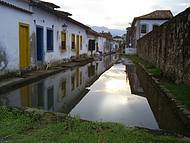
xmin=136 ymin=64 xmax=190 ymax=136
xmin=137 ymin=7 xmax=190 ymax=83
xmin=0 ymin=4 xmax=34 ymax=72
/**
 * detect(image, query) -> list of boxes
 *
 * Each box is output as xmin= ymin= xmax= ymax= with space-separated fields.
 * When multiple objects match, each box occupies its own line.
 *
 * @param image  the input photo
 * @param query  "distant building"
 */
xmin=126 ymin=27 xmax=132 ymax=48
xmin=113 ymin=36 xmax=123 ymax=42
xmin=129 ymin=10 xmax=173 ymax=48
xmin=113 ymin=36 xmax=124 ymax=53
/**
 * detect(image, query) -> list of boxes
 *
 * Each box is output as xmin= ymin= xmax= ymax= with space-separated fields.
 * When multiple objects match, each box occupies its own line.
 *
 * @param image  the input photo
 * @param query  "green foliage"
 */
xmin=163 ymin=83 xmax=190 ymax=110
xmin=128 ymin=55 xmax=190 ymax=113
xmin=128 ymin=55 xmax=162 ymax=78
xmin=0 ymin=107 xmax=189 ymax=143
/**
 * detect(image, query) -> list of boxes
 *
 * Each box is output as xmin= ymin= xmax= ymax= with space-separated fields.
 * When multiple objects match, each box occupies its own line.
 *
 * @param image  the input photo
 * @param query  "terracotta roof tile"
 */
xmin=136 ymin=10 xmax=173 ymax=20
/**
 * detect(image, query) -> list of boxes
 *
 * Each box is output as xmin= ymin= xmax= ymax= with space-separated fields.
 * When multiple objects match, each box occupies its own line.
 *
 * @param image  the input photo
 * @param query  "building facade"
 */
xmin=0 ymin=0 xmax=116 ymax=75
xmin=129 ymin=10 xmax=173 ymax=49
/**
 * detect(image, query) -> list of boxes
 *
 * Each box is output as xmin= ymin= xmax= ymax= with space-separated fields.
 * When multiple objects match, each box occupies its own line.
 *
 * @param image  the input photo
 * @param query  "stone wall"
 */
xmin=136 ymin=64 xmax=190 ymax=136
xmin=137 ymin=7 xmax=190 ymax=84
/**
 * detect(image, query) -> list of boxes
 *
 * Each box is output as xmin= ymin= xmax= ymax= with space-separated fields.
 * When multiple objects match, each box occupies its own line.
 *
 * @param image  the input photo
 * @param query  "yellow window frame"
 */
xmin=61 ymin=32 xmax=66 ymax=50
xmin=71 ymin=33 xmax=75 ymax=50
xmin=80 ymin=36 xmax=82 ymax=50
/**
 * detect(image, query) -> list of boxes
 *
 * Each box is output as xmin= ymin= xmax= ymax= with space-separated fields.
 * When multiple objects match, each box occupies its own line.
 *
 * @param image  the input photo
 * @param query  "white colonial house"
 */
xmin=0 ymin=0 xmax=105 ymax=75
xmin=0 ymin=0 xmax=116 ymax=75
xmin=129 ymin=10 xmax=173 ymax=49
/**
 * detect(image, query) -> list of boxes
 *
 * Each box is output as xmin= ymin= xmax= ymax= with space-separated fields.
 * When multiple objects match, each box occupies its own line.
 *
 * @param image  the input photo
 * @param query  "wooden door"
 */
xmin=19 ymin=23 xmax=30 ymax=69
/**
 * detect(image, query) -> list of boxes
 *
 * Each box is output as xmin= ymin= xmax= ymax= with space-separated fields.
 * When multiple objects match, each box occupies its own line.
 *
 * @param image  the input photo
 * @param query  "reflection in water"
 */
xmin=70 ymin=64 xmax=159 ymax=130
xmin=47 ymin=86 xmax=54 ymax=111
xmin=126 ymin=64 xmax=144 ymax=96
xmin=0 ymin=55 xmax=189 ymax=136
xmin=126 ymin=58 xmax=190 ymax=136
xmin=0 ymin=55 xmax=117 ymax=114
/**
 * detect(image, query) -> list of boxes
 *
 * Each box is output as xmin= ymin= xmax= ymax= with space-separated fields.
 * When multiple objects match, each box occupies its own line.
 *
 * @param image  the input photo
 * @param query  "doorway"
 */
xmin=19 ymin=23 xmax=30 ymax=69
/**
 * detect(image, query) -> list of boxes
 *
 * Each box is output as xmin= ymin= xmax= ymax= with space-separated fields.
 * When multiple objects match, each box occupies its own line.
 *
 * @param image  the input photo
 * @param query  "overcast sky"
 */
xmin=45 ymin=0 xmax=190 ymax=30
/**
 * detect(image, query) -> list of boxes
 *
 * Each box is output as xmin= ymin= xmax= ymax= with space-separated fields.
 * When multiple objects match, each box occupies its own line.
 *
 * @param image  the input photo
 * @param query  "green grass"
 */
xmin=127 ymin=54 xmax=190 ymax=110
xmin=0 ymin=107 xmax=189 ymax=143
xmin=162 ymin=82 xmax=190 ymax=110
xmin=128 ymin=55 xmax=161 ymax=77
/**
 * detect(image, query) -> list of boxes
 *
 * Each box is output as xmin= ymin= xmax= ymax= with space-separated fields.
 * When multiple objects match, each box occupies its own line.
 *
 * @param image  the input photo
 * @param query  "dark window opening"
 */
xmin=141 ymin=24 xmax=147 ymax=34
xmin=47 ymin=29 xmax=53 ymax=51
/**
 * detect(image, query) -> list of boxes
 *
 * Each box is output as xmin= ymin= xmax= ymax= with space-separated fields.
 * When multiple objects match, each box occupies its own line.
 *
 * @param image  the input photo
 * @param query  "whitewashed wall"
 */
xmin=97 ymin=36 xmax=106 ymax=54
xmin=33 ymin=8 xmax=89 ymax=64
xmin=139 ymin=19 xmax=168 ymax=38
xmin=0 ymin=4 xmax=33 ymax=72
xmin=5 ymin=0 xmax=32 ymax=11
xmin=133 ymin=19 xmax=168 ymax=49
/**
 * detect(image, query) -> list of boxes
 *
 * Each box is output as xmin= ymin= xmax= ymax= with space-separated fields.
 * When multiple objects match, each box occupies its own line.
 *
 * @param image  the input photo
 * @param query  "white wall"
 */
xmin=33 ymin=8 xmax=89 ymax=64
xmin=97 ymin=36 xmax=106 ymax=54
xmin=125 ymin=48 xmax=137 ymax=55
xmin=139 ymin=19 xmax=168 ymax=38
xmin=5 ymin=0 xmax=32 ymax=11
xmin=132 ymin=19 xmax=168 ymax=49
xmin=0 ymin=4 xmax=33 ymax=72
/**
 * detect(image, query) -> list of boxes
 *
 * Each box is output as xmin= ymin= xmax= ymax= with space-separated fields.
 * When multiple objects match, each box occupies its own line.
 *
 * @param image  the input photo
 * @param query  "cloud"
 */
xmin=44 ymin=0 xmax=190 ymax=29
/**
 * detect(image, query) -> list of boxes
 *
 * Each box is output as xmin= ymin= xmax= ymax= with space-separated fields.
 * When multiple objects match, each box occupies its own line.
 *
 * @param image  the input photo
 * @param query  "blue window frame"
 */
xmin=47 ymin=28 xmax=53 ymax=51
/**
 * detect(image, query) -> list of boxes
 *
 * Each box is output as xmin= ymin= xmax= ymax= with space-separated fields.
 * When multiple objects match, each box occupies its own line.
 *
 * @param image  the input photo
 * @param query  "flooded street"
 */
xmin=70 ymin=64 xmax=159 ymax=129
xmin=0 ymin=55 xmax=189 ymax=136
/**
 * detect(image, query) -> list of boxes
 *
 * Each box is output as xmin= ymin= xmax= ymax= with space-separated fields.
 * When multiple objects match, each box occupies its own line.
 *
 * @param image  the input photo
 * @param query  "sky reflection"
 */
xmin=70 ymin=64 xmax=159 ymax=129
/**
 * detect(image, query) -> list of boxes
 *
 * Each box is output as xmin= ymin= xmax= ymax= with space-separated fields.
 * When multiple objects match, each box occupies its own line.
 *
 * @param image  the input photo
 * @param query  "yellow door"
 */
xmin=19 ymin=23 xmax=30 ymax=69
xmin=21 ymin=86 xmax=31 ymax=107
xmin=76 ymin=35 xmax=80 ymax=57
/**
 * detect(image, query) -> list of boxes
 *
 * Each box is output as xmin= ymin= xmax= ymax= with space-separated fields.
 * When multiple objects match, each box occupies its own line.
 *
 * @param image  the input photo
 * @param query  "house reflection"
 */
xmin=0 ymin=54 xmax=118 ymax=113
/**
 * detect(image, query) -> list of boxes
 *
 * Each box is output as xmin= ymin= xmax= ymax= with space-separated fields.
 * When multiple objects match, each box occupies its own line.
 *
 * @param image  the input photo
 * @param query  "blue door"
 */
xmin=36 ymin=27 xmax=44 ymax=63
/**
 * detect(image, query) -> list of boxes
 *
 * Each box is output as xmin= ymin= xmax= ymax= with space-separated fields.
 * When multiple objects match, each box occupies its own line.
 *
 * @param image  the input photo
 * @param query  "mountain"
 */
xmin=91 ymin=26 xmax=126 ymax=37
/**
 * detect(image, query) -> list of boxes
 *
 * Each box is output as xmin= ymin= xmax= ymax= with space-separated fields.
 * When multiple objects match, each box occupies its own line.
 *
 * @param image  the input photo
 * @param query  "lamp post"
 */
xmin=62 ymin=23 xmax=68 ymax=32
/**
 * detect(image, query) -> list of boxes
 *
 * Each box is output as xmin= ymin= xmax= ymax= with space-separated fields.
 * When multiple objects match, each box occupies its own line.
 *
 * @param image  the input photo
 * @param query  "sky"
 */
xmin=45 ymin=0 xmax=190 ymax=30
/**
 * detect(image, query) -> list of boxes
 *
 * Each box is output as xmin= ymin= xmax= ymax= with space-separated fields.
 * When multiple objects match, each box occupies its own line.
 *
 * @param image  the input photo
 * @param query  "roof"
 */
xmin=137 ymin=10 xmax=173 ymax=20
xmin=56 ymin=10 xmax=72 ymax=17
xmin=31 ymin=1 xmax=89 ymax=30
xmin=99 ymin=32 xmax=113 ymax=40
xmin=40 ymin=1 xmax=60 ymax=9
xmin=0 ymin=0 xmax=33 ymax=14
xmin=86 ymin=28 xmax=99 ymax=37
xmin=132 ymin=10 xmax=173 ymax=27
xmin=31 ymin=0 xmax=58 ymax=10
xmin=113 ymin=36 xmax=122 ymax=39
xmin=55 ymin=10 xmax=90 ymax=30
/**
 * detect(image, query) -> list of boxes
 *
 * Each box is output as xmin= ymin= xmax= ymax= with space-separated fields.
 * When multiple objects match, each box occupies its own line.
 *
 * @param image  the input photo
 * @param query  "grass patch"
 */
xmin=162 ymin=82 xmax=190 ymax=110
xmin=128 ymin=55 xmax=161 ymax=78
xmin=0 ymin=106 xmax=189 ymax=143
